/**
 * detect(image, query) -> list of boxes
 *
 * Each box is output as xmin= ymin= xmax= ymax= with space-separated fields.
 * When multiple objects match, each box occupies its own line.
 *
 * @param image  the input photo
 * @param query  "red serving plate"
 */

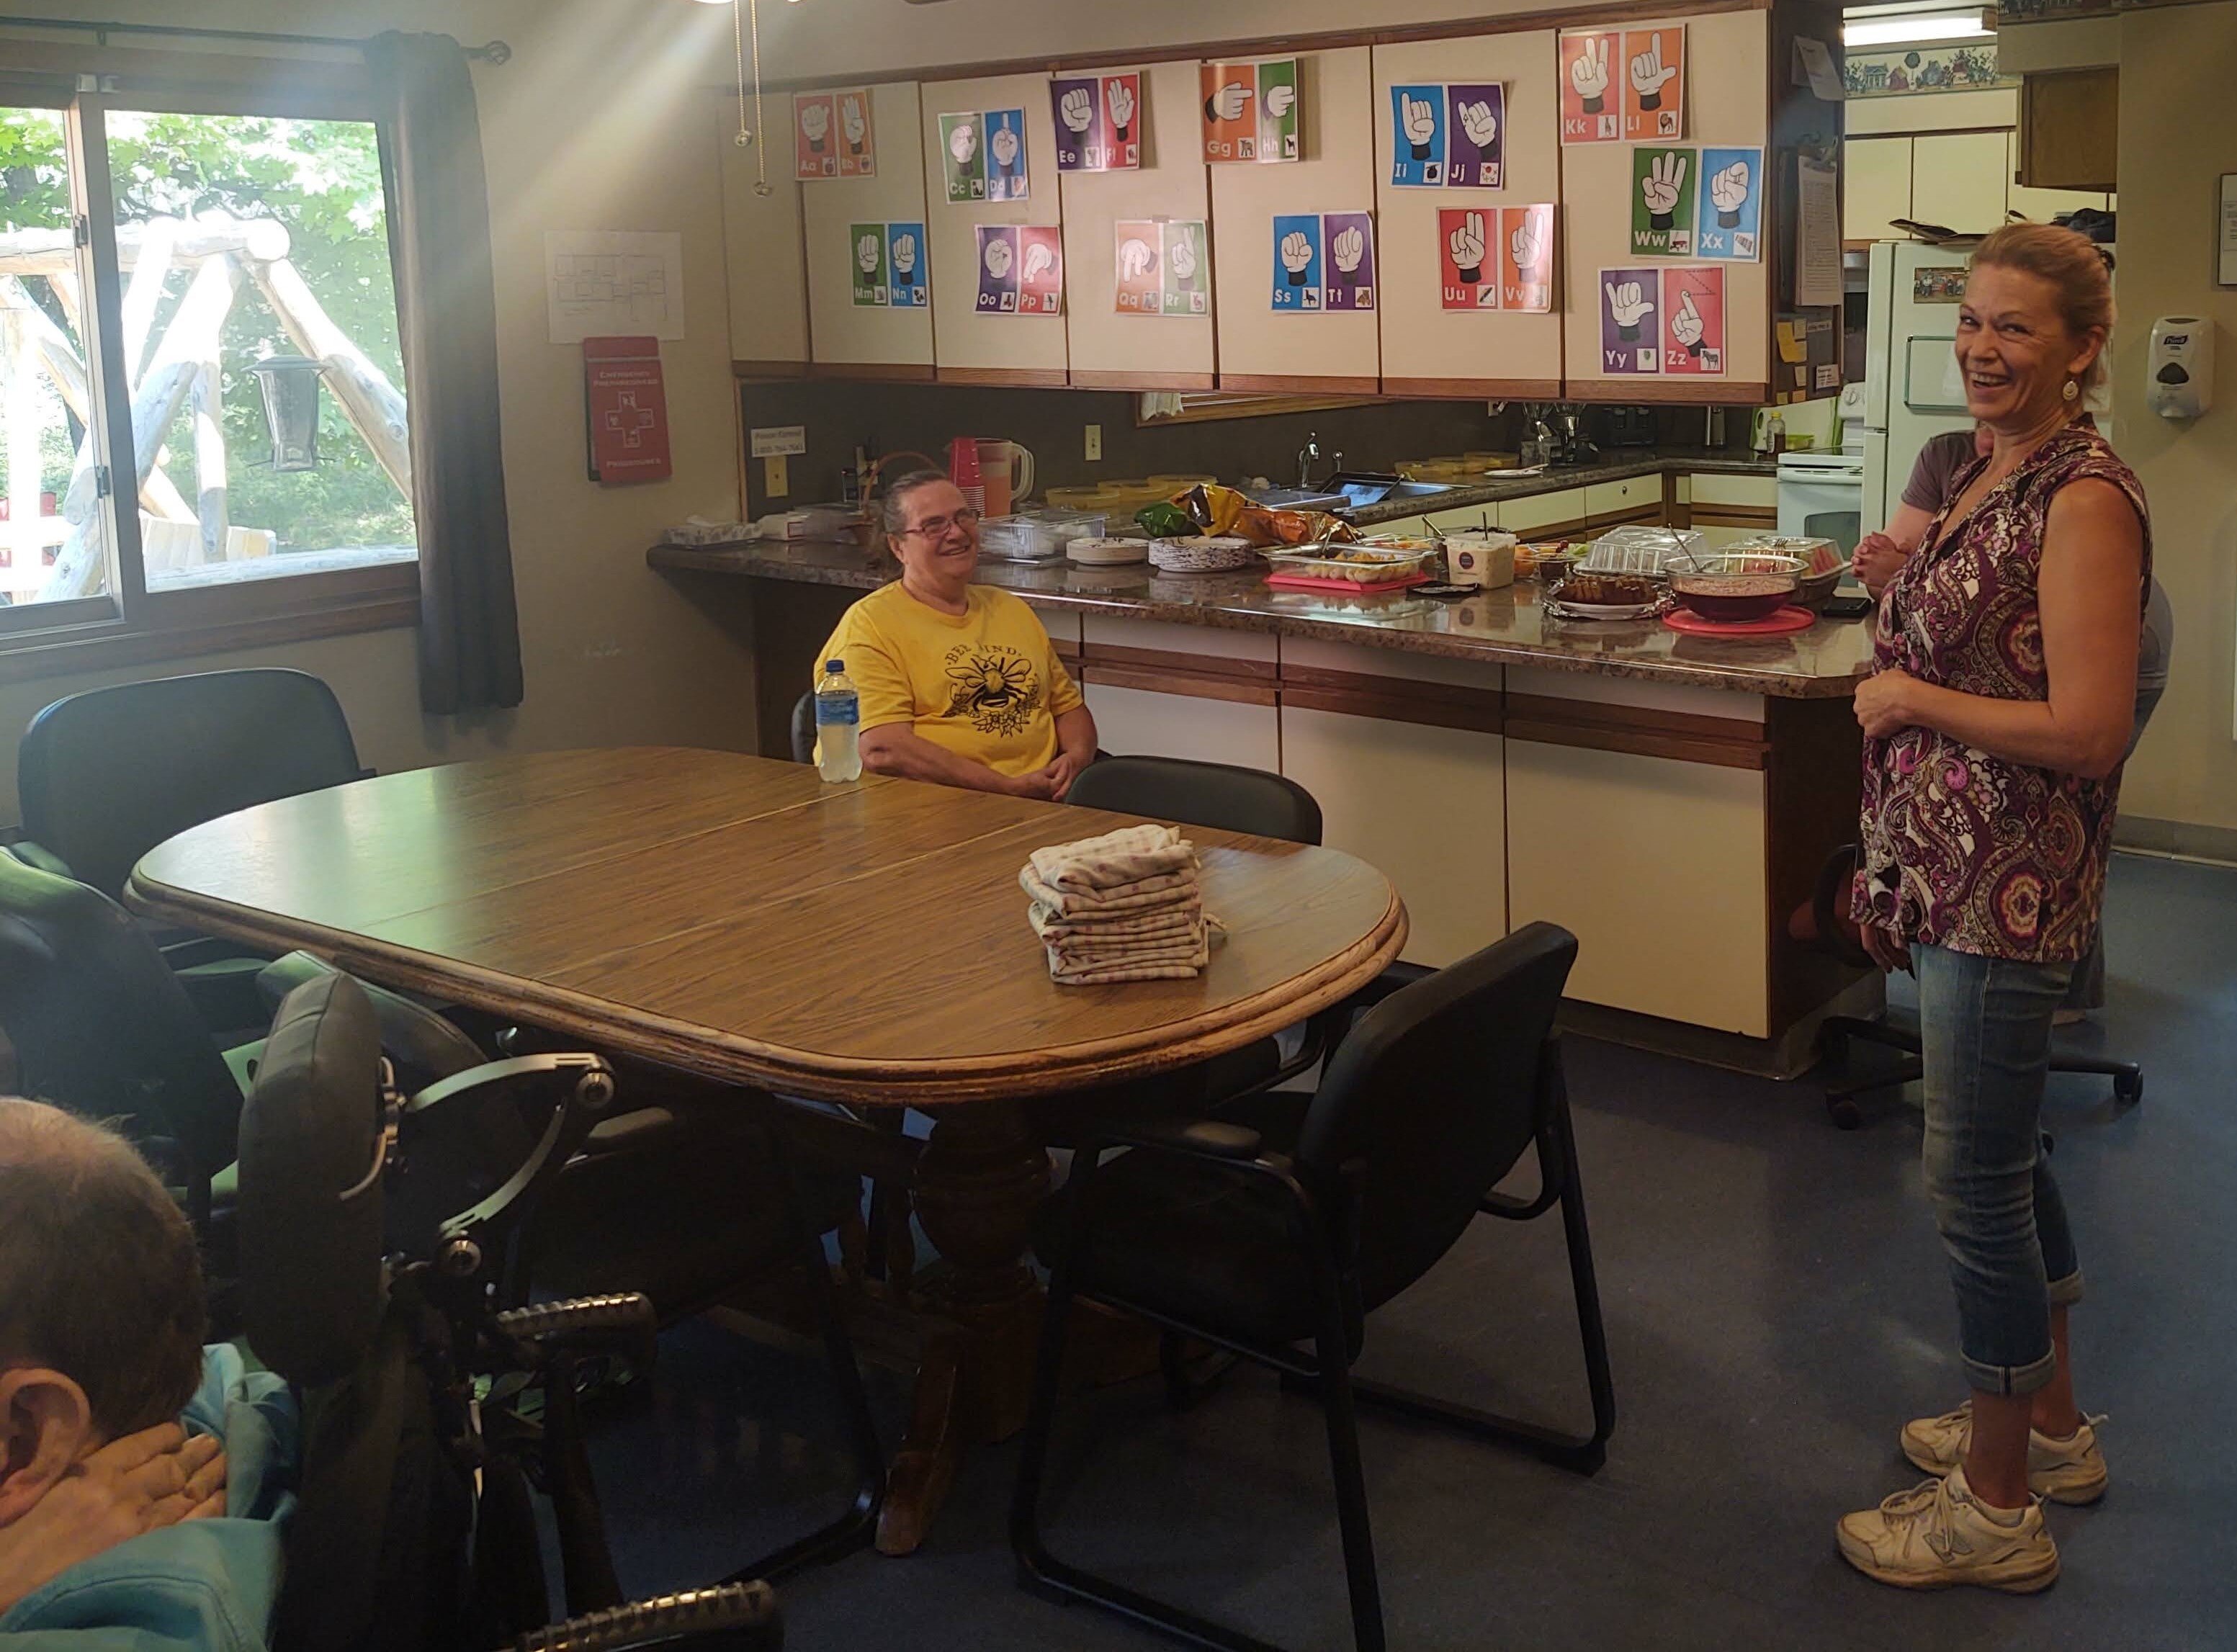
xmin=1265 ymin=570 xmax=1433 ymax=595
xmin=1661 ymin=605 xmax=1816 ymax=637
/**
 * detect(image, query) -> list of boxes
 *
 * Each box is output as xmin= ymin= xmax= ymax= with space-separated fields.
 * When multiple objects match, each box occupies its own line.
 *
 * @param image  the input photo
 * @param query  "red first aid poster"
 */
xmin=583 ymin=336 xmax=672 ymax=485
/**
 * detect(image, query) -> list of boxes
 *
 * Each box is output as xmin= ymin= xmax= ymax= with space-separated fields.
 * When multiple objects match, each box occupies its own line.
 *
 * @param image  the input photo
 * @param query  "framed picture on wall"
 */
xmin=2219 ymin=172 xmax=2237 ymax=287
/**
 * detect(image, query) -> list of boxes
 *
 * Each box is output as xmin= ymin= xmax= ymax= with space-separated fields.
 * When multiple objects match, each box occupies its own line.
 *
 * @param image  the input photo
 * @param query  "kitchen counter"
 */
xmin=1343 ymin=450 xmax=1778 ymax=526
xmin=650 ymin=535 xmax=1871 ymax=701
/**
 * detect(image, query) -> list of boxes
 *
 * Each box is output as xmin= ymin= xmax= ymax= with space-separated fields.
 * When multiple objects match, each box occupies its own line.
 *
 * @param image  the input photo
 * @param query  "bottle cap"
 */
xmin=824 ymin=658 xmax=845 ymax=673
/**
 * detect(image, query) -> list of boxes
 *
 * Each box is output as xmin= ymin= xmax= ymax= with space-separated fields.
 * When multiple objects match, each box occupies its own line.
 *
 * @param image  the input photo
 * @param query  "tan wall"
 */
xmin=0 ymin=0 xmax=756 ymax=823
xmin=2107 ymin=2 xmax=2237 ymax=833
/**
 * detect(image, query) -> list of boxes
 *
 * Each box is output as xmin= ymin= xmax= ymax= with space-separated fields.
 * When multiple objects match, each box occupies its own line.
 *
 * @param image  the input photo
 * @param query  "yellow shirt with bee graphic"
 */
xmin=815 ymin=582 xmax=1083 ymax=777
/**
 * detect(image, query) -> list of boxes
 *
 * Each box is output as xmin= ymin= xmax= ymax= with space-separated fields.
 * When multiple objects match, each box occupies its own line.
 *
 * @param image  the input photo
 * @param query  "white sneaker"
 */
xmin=1837 ymin=1465 xmax=2060 ymax=1594
xmin=1901 ymin=1401 xmax=2108 ymax=1505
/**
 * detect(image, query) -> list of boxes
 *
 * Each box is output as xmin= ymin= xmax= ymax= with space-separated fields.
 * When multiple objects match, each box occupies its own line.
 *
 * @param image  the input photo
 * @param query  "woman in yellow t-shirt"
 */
xmin=816 ymin=468 xmax=1098 ymax=799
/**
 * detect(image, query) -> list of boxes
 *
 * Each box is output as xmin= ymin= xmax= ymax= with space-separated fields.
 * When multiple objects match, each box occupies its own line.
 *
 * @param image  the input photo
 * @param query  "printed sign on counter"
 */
xmin=1322 ymin=210 xmax=1376 ymax=310
xmin=1389 ymin=84 xmax=1447 ymax=187
xmin=1600 ymin=267 xmax=1662 ymax=373
xmin=1631 ymin=147 xmax=1698 ymax=257
xmin=1202 ymin=58 xmax=1300 ymax=163
xmin=1500 ymin=204 xmax=1555 ymax=312
xmin=1662 ymin=266 xmax=1726 ymax=375
xmin=1559 ymin=32 xmax=1620 ymax=144
xmin=1052 ymin=73 xmax=1142 ymax=172
xmin=1271 ymin=213 xmax=1323 ymax=310
xmin=1695 ymin=148 xmax=1762 ymax=261
xmin=1445 ymin=84 xmax=1505 ymax=188
xmin=1439 ymin=210 xmax=1498 ymax=309
xmin=1622 ymin=27 xmax=1685 ymax=140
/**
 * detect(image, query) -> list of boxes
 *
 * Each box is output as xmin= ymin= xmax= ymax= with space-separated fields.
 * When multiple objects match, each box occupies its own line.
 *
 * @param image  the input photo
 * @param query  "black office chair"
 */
xmin=12 ymin=667 xmax=371 ymax=1031
xmin=1805 ymin=843 xmax=2143 ymax=1128
xmin=1013 ymin=922 xmax=1615 ymax=1652
xmin=790 ymin=690 xmax=818 ymax=765
xmin=237 ymin=970 xmax=788 ymax=1652
xmin=1066 ymin=755 xmax=1323 ymax=846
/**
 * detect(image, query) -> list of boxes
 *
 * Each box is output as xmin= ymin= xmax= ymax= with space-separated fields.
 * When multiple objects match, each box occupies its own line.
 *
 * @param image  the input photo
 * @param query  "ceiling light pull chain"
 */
xmin=748 ymin=0 xmax=772 ymax=196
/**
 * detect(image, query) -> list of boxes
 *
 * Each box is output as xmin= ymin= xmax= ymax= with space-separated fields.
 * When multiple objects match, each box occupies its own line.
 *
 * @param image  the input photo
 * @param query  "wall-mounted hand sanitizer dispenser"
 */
xmin=2147 ymin=317 xmax=2213 ymax=420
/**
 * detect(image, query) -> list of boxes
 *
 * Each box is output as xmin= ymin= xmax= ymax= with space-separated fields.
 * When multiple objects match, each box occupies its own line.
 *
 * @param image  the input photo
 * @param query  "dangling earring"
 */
xmin=2063 ymin=377 xmax=2080 ymax=402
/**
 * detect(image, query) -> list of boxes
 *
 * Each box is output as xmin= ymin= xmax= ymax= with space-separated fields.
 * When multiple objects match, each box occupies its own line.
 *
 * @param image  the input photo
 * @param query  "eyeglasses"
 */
xmin=899 ymin=508 xmax=982 ymax=539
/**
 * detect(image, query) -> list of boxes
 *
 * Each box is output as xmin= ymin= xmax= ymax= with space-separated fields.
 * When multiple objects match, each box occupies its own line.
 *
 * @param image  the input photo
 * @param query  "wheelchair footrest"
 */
xmin=496 ymin=1293 xmax=657 ymax=1348
xmin=508 ymin=1581 xmax=780 ymax=1651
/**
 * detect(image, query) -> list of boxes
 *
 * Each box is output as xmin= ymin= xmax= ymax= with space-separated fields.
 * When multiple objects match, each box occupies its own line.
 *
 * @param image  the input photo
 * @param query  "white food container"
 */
xmin=1441 ymin=528 xmax=1517 ymax=589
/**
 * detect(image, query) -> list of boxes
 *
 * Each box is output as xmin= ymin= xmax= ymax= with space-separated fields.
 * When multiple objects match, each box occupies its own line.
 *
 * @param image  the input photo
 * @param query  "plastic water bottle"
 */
xmin=814 ymin=658 xmax=861 ymax=783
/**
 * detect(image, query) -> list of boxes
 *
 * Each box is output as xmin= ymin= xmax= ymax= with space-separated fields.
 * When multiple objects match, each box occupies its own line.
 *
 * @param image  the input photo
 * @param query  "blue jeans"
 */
xmin=1913 ymin=943 xmax=2083 ymax=1396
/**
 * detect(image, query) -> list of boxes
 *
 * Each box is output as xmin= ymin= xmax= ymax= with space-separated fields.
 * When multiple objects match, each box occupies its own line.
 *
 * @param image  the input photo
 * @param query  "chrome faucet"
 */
xmin=1296 ymin=431 xmax=1340 ymax=490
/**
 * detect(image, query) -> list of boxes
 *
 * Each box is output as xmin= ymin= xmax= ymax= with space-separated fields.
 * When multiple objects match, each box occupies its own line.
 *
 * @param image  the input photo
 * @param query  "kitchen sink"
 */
xmin=1242 ymin=475 xmax=1461 ymax=515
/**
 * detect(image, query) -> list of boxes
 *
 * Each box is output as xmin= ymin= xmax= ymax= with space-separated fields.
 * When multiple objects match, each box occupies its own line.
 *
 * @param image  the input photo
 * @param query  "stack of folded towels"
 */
xmin=1021 ymin=822 xmax=1212 ymax=984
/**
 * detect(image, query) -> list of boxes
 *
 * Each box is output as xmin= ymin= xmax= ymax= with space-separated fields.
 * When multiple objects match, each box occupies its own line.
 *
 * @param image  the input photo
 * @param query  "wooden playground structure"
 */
xmin=0 ymin=212 xmax=411 ymax=604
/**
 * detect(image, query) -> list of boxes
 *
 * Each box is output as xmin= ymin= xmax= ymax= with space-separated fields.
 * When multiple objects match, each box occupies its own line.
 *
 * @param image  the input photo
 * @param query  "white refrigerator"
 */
xmin=1860 ymin=240 xmax=1975 ymax=536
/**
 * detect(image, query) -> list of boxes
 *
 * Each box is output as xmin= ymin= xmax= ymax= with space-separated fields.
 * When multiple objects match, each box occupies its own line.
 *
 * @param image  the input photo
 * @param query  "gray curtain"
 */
xmin=367 ymin=32 xmax=524 ymax=714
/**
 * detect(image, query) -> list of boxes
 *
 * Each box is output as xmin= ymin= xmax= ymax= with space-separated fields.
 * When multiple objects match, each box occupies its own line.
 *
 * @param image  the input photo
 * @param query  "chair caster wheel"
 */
xmin=2115 ymin=1072 xmax=2143 ymax=1105
xmin=1826 ymin=1093 xmax=1862 ymax=1131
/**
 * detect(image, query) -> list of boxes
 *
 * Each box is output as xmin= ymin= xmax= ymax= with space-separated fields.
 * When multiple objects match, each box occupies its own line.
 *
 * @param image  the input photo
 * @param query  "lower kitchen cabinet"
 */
xmin=1079 ymin=615 xmax=1281 ymax=773
xmin=1277 ymin=639 xmax=1507 ymax=967
xmin=1505 ymin=737 xmax=1770 ymax=1036
xmin=1083 ymin=683 xmax=1281 ymax=772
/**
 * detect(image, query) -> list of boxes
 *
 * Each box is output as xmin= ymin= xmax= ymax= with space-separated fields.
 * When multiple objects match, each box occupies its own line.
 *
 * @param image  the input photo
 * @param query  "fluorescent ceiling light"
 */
xmin=1844 ymin=10 xmax=1991 ymax=45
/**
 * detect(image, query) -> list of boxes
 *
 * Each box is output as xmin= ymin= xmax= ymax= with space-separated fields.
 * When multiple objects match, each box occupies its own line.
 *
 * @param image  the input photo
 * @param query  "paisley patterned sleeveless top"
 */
xmin=1853 ymin=423 xmax=2151 ymax=962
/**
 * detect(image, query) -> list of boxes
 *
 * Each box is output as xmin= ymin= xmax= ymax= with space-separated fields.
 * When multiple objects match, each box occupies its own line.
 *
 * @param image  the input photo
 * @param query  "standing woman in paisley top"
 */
xmin=1837 ymin=225 xmax=2148 ymax=1594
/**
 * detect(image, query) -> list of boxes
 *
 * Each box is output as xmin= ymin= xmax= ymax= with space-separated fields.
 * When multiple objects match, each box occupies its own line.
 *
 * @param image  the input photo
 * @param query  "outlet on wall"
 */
xmin=1084 ymin=423 xmax=1102 ymax=462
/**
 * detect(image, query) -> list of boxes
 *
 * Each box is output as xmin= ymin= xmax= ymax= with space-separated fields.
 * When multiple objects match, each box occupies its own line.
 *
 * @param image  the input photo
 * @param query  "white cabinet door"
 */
xmin=1493 ymin=486 xmax=1588 ymax=534
xmin=1279 ymin=638 xmax=1507 ymax=969
xmin=1583 ymin=475 xmax=1661 ymax=521
xmin=1506 ymin=740 xmax=1767 ymax=1034
xmin=920 ymin=71 xmax=1070 ymax=382
xmin=1844 ymin=136 xmax=1914 ymax=241
xmin=1211 ymin=46 xmax=1381 ymax=392
xmin=802 ymin=82 xmax=934 ymax=370
xmin=1083 ymin=684 xmax=1281 ymax=771
xmin=1060 ymin=60 xmax=1216 ymax=390
xmin=1910 ymin=132 xmax=2010 ymax=238
xmin=1080 ymin=615 xmax=1281 ymax=771
xmin=1372 ymin=30 xmax=1561 ymax=398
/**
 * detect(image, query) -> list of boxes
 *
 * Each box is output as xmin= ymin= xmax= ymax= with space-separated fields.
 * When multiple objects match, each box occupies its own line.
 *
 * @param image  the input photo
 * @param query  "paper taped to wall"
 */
xmin=547 ymin=230 xmax=684 ymax=344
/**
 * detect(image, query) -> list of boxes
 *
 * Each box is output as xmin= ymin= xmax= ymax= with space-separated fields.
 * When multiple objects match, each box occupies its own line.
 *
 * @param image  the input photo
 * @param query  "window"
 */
xmin=0 ymin=71 xmax=417 ymax=669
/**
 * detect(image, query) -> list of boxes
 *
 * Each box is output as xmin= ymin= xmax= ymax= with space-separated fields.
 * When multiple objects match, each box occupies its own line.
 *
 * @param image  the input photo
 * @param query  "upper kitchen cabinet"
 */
xmin=1210 ymin=46 xmax=1381 ymax=393
xmin=802 ymin=81 xmax=934 ymax=377
xmin=719 ymin=99 xmax=810 ymax=374
xmin=1560 ymin=9 xmax=1776 ymax=403
xmin=920 ymin=71 xmax=1069 ymax=385
xmin=1373 ymin=30 xmax=1561 ymax=398
xmin=1059 ymin=60 xmax=1216 ymax=391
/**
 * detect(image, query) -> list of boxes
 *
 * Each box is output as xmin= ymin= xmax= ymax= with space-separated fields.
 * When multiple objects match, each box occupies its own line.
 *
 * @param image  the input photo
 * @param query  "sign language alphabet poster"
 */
xmin=1271 ymin=213 xmax=1323 ymax=310
xmin=1445 ymin=84 xmax=1505 ymax=188
xmin=1390 ymin=84 xmax=1447 ymax=187
xmin=1017 ymin=227 xmax=1064 ymax=315
xmin=850 ymin=223 xmax=889 ymax=307
xmin=1162 ymin=220 xmax=1209 ymax=315
xmin=1439 ymin=210 xmax=1498 ymax=310
xmin=1203 ymin=59 xmax=1300 ymax=163
xmin=983 ymin=109 xmax=1028 ymax=201
xmin=833 ymin=89 xmax=876 ymax=178
xmin=1322 ymin=210 xmax=1376 ymax=311
xmin=941 ymin=109 xmax=1027 ymax=202
xmin=1500 ymin=204 xmax=1554 ymax=313
xmin=1559 ymin=32 xmax=1620 ymax=144
xmin=1695 ymin=147 xmax=1763 ymax=261
xmin=1622 ymin=27 xmax=1685 ymax=140
xmin=796 ymin=94 xmax=838 ymax=179
xmin=1631 ymin=148 xmax=1698 ymax=256
xmin=885 ymin=221 xmax=927 ymax=307
xmin=975 ymin=225 xmax=1020 ymax=313
xmin=1600 ymin=267 xmax=1662 ymax=373
xmin=1662 ymin=266 xmax=1726 ymax=374
xmin=1052 ymin=73 xmax=1142 ymax=172
xmin=1115 ymin=220 xmax=1162 ymax=313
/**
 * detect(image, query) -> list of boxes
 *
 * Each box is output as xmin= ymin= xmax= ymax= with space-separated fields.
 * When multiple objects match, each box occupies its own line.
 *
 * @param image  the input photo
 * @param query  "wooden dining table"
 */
xmin=127 ymin=747 xmax=1406 ymax=1553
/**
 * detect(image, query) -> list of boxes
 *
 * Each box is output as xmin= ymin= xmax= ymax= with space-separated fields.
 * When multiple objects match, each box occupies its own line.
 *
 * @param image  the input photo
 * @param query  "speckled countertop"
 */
xmin=1342 ymin=450 xmax=1778 ymax=526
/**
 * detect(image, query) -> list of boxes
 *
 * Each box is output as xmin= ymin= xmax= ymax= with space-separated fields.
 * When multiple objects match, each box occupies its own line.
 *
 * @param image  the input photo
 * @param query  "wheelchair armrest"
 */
xmin=403 ymin=1054 xmax=617 ymax=1258
xmin=505 ymin=1581 xmax=781 ymax=1652
xmin=259 ymin=951 xmax=488 ymax=1085
xmin=6 ymin=839 xmax=73 ymax=878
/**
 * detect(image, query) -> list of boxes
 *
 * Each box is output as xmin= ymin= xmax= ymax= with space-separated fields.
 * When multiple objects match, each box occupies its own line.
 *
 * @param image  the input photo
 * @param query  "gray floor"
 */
xmin=583 ymin=850 xmax=2237 ymax=1651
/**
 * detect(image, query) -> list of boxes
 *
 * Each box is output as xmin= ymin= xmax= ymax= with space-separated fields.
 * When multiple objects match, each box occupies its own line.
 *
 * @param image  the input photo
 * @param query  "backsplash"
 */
xmin=735 ymin=380 xmax=1753 ymax=518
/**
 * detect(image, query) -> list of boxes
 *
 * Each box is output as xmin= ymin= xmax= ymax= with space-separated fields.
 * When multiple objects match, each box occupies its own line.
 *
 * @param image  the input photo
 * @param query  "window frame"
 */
xmin=0 ymin=49 xmax=420 ymax=681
